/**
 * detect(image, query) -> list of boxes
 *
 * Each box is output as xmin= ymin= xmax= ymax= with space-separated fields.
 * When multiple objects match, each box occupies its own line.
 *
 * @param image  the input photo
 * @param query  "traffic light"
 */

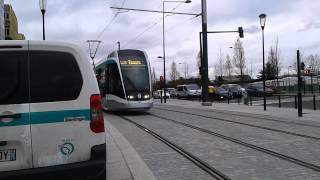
xmin=301 ymin=62 xmax=305 ymax=71
xmin=238 ymin=27 xmax=244 ymax=38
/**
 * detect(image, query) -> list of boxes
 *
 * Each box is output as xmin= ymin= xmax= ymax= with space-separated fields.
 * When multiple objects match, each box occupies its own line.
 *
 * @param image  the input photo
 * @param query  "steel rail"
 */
xmin=118 ymin=115 xmax=231 ymax=180
xmin=147 ymin=112 xmax=320 ymax=172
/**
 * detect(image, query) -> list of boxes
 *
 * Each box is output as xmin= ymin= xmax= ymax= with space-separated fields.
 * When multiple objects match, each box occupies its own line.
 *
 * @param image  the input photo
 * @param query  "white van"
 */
xmin=176 ymin=84 xmax=200 ymax=98
xmin=0 ymin=41 xmax=106 ymax=180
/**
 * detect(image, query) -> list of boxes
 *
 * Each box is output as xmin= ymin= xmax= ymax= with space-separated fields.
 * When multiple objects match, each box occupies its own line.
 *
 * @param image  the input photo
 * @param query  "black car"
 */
xmin=246 ymin=84 xmax=273 ymax=97
xmin=220 ymin=84 xmax=242 ymax=98
xmin=211 ymin=87 xmax=232 ymax=100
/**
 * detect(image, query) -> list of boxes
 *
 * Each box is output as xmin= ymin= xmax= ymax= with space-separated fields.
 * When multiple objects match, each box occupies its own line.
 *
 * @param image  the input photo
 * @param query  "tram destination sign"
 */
xmin=120 ymin=59 xmax=143 ymax=65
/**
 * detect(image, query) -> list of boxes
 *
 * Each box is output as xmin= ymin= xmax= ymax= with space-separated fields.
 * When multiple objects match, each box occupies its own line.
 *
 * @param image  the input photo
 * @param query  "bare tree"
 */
xmin=152 ymin=67 xmax=156 ymax=84
xmin=232 ymin=38 xmax=246 ymax=80
xmin=169 ymin=61 xmax=180 ymax=81
xmin=268 ymin=38 xmax=282 ymax=79
xmin=224 ymin=54 xmax=233 ymax=80
xmin=306 ymin=54 xmax=320 ymax=71
xmin=196 ymin=51 xmax=201 ymax=77
xmin=215 ymin=49 xmax=224 ymax=78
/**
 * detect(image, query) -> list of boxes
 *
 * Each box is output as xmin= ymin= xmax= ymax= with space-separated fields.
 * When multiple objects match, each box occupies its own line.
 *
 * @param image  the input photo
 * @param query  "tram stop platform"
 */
xmin=105 ymin=118 xmax=157 ymax=180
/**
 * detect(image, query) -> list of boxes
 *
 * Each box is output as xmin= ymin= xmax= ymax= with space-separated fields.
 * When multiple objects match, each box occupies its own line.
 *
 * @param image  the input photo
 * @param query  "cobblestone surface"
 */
xmin=155 ymin=105 xmax=320 ymax=137
xmin=151 ymin=106 xmax=320 ymax=167
xmin=106 ymin=113 xmax=215 ymax=180
xmin=125 ymin=112 xmax=320 ymax=179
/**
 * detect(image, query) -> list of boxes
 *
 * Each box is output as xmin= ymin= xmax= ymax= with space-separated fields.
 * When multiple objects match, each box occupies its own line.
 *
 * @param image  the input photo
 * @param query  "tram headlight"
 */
xmin=127 ymin=95 xmax=135 ymax=100
xmin=143 ymin=94 xmax=150 ymax=99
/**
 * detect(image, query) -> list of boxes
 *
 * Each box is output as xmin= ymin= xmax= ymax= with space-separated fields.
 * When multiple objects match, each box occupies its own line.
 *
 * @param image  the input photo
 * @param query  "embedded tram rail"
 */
xmin=156 ymin=106 xmax=320 ymax=128
xmin=145 ymin=112 xmax=320 ymax=173
xmin=154 ymin=107 xmax=320 ymax=140
xmin=117 ymin=115 xmax=231 ymax=180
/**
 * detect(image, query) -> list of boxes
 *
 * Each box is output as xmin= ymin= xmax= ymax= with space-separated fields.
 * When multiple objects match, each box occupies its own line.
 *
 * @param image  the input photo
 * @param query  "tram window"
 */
xmin=96 ymin=68 xmax=106 ymax=96
xmin=107 ymin=63 xmax=125 ymax=98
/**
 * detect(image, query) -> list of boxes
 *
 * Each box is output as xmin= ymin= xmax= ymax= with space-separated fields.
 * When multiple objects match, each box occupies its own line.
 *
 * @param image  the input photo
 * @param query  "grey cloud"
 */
xmin=244 ymin=25 xmax=260 ymax=34
xmin=298 ymin=21 xmax=320 ymax=32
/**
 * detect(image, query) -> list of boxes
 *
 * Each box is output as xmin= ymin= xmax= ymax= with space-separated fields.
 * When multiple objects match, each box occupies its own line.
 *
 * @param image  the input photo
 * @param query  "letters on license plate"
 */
xmin=0 ymin=149 xmax=16 ymax=162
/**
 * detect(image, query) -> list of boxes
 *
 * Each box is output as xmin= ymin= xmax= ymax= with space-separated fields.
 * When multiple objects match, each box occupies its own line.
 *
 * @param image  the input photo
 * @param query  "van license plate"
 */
xmin=0 ymin=149 xmax=16 ymax=162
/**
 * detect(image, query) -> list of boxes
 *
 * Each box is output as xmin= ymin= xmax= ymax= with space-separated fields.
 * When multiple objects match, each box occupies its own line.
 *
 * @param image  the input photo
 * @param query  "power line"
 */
xmin=124 ymin=10 xmax=199 ymax=48
xmin=96 ymin=0 xmax=127 ymax=40
xmin=122 ymin=2 xmax=186 ymax=48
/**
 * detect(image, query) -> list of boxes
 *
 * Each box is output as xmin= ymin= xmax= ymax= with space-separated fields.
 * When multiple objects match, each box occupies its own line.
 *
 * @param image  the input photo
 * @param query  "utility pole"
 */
xmin=117 ymin=41 xmax=121 ymax=51
xmin=297 ymin=50 xmax=303 ymax=117
xmin=200 ymin=0 xmax=210 ymax=106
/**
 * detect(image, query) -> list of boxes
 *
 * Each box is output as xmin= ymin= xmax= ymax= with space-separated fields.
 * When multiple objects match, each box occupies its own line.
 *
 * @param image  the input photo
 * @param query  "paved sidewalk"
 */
xmin=154 ymin=99 xmax=320 ymax=123
xmin=105 ymin=117 xmax=157 ymax=180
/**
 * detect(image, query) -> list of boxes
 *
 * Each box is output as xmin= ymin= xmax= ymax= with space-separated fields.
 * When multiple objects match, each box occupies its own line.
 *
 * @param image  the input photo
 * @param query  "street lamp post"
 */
xmin=259 ymin=13 xmax=267 ymax=111
xmin=288 ymin=65 xmax=292 ymax=91
xmin=117 ymin=41 xmax=121 ymax=51
xmin=162 ymin=0 xmax=191 ymax=103
xmin=39 ymin=0 xmax=47 ymax=40
xmin=179 ymin=62 xmax=188 ymax=79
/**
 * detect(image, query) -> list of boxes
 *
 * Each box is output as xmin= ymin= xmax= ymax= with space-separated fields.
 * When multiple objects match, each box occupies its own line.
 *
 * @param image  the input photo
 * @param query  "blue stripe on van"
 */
xmin=0 ymin=109 xmax=91 ymax=127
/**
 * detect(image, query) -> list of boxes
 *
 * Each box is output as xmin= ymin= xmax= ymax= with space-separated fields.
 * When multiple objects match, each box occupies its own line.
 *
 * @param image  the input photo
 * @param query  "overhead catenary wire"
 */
xmin=96 ymin=0 xmax=127 ymax=40
xmin=122 ymin=2 xmax=187 ymax=48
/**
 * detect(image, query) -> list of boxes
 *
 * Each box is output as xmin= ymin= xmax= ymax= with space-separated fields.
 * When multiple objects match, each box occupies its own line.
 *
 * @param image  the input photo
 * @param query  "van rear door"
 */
xmin=0 ymin=47 xmax=32 ymax=171
xmin=28 ymin=49 xmax=90 ymax=167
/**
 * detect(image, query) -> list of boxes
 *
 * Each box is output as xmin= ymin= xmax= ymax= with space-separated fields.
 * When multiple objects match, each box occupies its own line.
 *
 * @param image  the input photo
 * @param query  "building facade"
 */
xmin=4 ymin=4 xmax=25 ymax=40
xmin=0 ymin=0 xmax=5 ymax=39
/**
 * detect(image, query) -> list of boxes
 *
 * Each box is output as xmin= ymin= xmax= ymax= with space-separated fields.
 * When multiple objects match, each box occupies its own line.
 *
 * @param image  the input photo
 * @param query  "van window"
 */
xmin=177 ymin=86 xmax=183 ymax=91
xmin=0 ymin=51 xmax=29 ymax=105
xmin=29 ymin=51 xmax=83 ymax=103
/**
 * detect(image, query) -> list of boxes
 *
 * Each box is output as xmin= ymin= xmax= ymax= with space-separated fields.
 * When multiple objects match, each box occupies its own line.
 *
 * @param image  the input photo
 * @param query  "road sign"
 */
xmin=160 ymin=76 xmax=164 ymax=81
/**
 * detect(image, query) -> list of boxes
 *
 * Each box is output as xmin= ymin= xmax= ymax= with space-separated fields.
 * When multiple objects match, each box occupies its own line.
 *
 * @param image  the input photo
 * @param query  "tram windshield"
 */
xmin=118 ymin=50 xmax=150 ymax=93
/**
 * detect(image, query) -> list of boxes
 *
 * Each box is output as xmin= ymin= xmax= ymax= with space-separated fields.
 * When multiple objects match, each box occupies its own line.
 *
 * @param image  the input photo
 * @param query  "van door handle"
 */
xmin=0 ymin=113 xmax=21 ymax=119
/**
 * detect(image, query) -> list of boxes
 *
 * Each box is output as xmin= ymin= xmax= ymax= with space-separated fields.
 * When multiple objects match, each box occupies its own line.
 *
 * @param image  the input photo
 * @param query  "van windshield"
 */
xmin=187 ymin=85 xmax=198 ymax=90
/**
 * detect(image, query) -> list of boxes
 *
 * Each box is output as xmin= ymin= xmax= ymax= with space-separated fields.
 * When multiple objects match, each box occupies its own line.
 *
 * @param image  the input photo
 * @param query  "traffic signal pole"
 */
xmin=200 ymin=0 xmax=211 ymax=106
xmin=297 ymin=50 xmax=303 ymax=117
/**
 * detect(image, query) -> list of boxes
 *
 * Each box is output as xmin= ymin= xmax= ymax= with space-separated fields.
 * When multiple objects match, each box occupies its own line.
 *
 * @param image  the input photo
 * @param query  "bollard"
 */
xmin=238 ymin=97 xmax=240 ymax=104
xmin=278 ymin=95 xmax=281 ymax=108
xmin=250 ymin=96 xmax=252 ymax=106
xmin=313 ymin=95 xmax=316 ymax=110
xmin=294 ymin=96 xmax=297 ymax=109
xmin=227 ymin=97 xmax=230 ymax=104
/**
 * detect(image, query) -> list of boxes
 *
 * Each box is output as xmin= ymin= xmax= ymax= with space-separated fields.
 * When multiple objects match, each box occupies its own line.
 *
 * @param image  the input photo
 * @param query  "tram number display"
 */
xmin=120 ymin=59 xmax=143 ymax=65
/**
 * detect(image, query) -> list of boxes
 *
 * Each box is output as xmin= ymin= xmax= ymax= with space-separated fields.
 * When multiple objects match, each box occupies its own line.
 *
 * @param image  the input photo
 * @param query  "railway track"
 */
xmin=118 ymin=115 xmax=231 ymax=180
xmin=154 ymin=107 xmax=320 ymax=140
xmin=155 ymin=106 xmax=320 ymax=128
xmin=145 ymin=112 xmax=320 ymax=173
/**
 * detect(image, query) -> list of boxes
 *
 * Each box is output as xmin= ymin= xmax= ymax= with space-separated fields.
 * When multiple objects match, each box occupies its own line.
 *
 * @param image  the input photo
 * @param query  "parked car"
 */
xmin=246 ymin=84 xmax=273 ymax=97
xmin=220 ymin=84 xmax=243 ymax=98
xmin=211 ymin=87 xmax=231 ymax=100
xmin=0 ymin=41 xmax=106 ymax=180
xmin=153 ymin=90 xmax=170 ymax=99
xmin=177 ymin=84 xmax=200 ymax=98
xmin=166 ymin=88 xmax=178 ymax=98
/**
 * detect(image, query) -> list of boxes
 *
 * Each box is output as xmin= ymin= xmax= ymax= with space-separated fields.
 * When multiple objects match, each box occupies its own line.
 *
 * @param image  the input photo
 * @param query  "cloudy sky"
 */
xmin=6 ymin=0 xmax=320 ymax=79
